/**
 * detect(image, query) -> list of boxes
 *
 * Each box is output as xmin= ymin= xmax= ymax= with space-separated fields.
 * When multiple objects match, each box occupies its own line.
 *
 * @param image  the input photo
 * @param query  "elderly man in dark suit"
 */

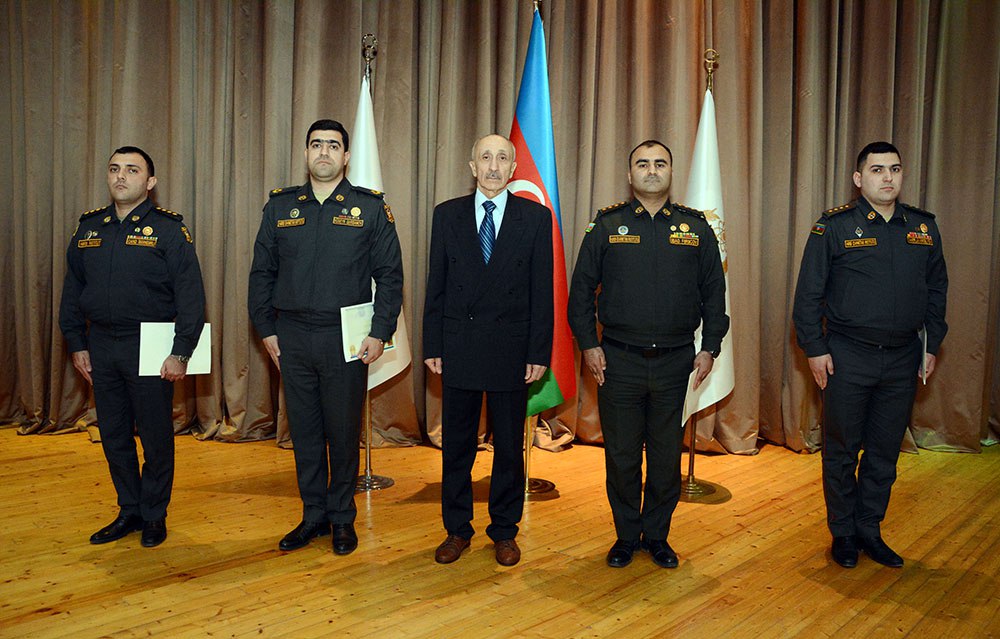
xmin=423 ymin=133 xmax=554 ymax=567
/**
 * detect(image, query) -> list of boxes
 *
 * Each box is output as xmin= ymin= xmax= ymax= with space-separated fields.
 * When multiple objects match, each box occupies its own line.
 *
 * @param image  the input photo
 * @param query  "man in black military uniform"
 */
xmin=793 ymin=141 xmax=948 ymax=569
xmin=59 ymin=146 xmax=206 ymax=548
xmin=568 ymin=140 xmax=729 ymax=569
xmin=248 ymin=119 xmax=403 ymax=556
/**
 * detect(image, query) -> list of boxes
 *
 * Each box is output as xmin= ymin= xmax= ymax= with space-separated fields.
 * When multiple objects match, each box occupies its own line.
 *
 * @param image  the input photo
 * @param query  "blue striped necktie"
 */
xmin=480 ymin=200 xmax=496 ymax=263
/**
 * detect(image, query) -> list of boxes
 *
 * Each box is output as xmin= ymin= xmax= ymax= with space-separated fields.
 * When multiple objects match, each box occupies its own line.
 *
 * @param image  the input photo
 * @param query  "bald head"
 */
xmin=469 ymin=134 xmax=517 ymax=199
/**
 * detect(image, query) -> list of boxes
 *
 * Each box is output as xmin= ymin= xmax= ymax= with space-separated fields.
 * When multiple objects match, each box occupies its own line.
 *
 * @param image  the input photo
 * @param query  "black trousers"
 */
xmin=441 ymin=385 xmax=528 ymax=541
xmin=597 ymin=342 xmax=693 ymax=542
xmin=277 ymin=317 xmax=367 ymax=525
xmin=822 ymin=332 xmax=922 ymax=537
xmin=88 ymin=330 xmax=175 ymax=521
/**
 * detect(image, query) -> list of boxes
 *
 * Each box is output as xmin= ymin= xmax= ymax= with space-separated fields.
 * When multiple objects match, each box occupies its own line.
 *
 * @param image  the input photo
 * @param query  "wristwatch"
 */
xmin=170 ymin=354 xmax=191 ymax=364
xmin=707 ymin=349 xmax=721 ymax=359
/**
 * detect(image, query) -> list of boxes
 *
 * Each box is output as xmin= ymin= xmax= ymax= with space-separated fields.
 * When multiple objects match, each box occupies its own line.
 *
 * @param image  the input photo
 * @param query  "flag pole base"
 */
xmin=356 ymin=473 xmax=395 ymax=492
xmin=680 ymin=474 xmax=716 ymax=496
xmin=526 ymin=477 xmax=555 ymax=494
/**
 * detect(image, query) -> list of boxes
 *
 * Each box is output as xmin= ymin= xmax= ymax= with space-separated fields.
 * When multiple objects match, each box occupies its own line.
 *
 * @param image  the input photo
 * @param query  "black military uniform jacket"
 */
xmin=59 ymin=198 xmax=206 ymax=357
xmin=247 ymin=178 xmax=403 ymax=341
xmin=568 ymin=199 xmax=729 ymax=352
xmin=792 ymin=196 xmax=948 ymax=357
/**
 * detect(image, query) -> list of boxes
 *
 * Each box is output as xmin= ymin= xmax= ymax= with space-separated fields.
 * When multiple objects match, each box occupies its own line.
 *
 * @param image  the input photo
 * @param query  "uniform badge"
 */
xmin=131 ymin=214 xmax=140 ymax=222
xmin=86 ymin=230 xmax=98 ymax=239
xmin=384 ymin=203 xmax=394 ymax=223
xmin=103 ymin=216 xmax=112 ymax=224
xmin=844 ymin=238 xmax=877 ymax=248
xmin=335 ymin=194 xmax=345 ymax=202
xmin=585 ymin=222 xmax=595 ymax=234
xmin=670 ymin=225 xmax=677 ymax=231
xmin=679 ymin=223 xmax=690 ymax=232
xmin=635 ymin=206 xmax=645 ymax=214
xmin=297 ymin=195 xmax=307 ymax=201
xmin=134 ymin=227 xmax=141 ymax=233
xmin=669 ymin=232 xmax=699 ymax=247
xmin=919 ymin=223 xmax=928 ymax=233
xmin=609 ymin=235 xmax=640 ymax=244
xmin=181 ymin=226 xmax=193 ymax=243
xmin=811 ymin=222 xmax=826 ymax=236
xmin=350 ymin=207 xmax=362 ymax=218
xmin=289 ymin=208 xmax=300 ymax=219
xmin=617 ymin=225 xmax=628 ymax=235
xmin=855 ymin=227 xmax=863 ymax=237
xmin=142 ymin=226 xmax=153 ymax=236
xmin=866 ymin=211 xmax=876 ymax=220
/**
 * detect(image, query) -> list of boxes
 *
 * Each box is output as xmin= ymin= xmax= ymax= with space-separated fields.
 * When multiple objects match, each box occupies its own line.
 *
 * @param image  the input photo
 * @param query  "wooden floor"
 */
xmin=0 ymin=428 xmax=998 ymax=639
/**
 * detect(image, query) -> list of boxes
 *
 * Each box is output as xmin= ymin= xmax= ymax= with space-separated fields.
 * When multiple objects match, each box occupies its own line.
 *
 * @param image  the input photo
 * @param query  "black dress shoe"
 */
xmin=90 ymin=513 xmax=143 ymax=544
xmin=332 ymin=523 xmax=358 ymax=555
xmin=606 ymin=539 xmax=639 ymax=568
xmin=279 ymin=520 xmax=331 ymax=551
xmin=831 ymin=536 xmax=858 ymax=568
xmin=141 ymin=519 xmax=168 ymax=548
xmin=857 ymin=535 xmax=904 ymax=567
xmin=641 ymin=537 xmax=679 ymax=568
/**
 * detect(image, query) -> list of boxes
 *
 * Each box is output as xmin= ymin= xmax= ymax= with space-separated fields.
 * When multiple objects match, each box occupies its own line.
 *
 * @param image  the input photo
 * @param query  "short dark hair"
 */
xmin=629 ymin=139 xmax=672 ymax=167
xmin=110 ymin=146 xmax=155 ymax=176
xmin=306 ymin=119 xmax=350 ymax=152
xmin=856 ymin=141 xmax=901 ymax=171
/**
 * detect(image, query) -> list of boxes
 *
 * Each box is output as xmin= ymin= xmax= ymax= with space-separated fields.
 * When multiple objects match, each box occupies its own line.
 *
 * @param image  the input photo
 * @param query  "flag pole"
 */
xmin=355 ymin=32 xmax=393 ymax=493
xmin=680 ymin=48 xmax=722 ymax=500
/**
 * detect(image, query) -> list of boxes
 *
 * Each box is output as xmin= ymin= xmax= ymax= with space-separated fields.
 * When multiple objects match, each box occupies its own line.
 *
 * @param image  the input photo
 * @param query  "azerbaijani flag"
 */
xmin=509 ymin=8 xmax=576 ymax=416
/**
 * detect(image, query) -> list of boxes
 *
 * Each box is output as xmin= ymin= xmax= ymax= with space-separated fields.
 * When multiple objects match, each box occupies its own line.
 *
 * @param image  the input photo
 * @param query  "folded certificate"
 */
xmin=341 ymin=302 xmax=394 ymax=362
xmin=139 ymin=323 xmax=212 ymax=376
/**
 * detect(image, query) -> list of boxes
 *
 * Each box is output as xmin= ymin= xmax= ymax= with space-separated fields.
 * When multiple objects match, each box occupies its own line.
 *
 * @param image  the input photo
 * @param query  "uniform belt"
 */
xmin=831 ymin=331 xmax=915 ymax=350
xmin=602 ymin=336 xmax=689 ymax=358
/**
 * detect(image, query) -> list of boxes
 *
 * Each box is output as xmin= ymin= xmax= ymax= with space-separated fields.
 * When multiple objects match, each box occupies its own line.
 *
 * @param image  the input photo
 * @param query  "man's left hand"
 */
xmin=161 ymin=356 xmax=188 ymax=382
xmin=359 ymin=336 xmax=385 ymax=364
xmin=525 ymin=364 xmax=547 ymax=384
xmin=922 ymin=353 xmax=937 ymax=379
xmin=692 ymin=351 xmax=715 ymax=390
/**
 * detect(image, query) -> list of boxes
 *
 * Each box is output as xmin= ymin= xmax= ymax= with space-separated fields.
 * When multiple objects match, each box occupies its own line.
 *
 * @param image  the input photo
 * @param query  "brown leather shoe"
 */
xmin=495 ymin=538 xmax=521 ymax=566
xmin=435 ymin=535 xmax=470 ymax=564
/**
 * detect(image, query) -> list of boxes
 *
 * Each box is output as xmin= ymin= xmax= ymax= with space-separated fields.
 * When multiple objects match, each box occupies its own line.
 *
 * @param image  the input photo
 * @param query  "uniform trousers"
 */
xmin=441 ymin=385 xmax=528 ymax=541
xmin=88 ymin=329 xmax=175 ymax=521
xmin=277 ymin=316 xmax=367 ymax=525
xmin=822 ymin=331 xmax=922 ymax=537
xmin=598 ymin=341 xmax=693 ymax=542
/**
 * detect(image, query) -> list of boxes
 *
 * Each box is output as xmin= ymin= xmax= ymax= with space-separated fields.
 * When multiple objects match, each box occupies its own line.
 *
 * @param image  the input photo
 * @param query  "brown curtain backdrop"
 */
xmin=2 ymin=0 xmax=997 ymax=455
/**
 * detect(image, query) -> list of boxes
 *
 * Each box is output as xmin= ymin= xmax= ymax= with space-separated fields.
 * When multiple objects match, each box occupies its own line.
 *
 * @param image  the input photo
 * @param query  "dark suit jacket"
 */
xmin=423 ymin=191 xmax=554 ymax=392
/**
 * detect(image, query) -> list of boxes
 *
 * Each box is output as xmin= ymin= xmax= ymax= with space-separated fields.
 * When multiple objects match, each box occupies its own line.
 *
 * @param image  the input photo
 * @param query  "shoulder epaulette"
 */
xmin=595 ymin=201 xmax=628 ymax=218
xmin=352 ymin=185 xmax=385 ymax=199
xmin=822 ymin=202 xmax=853 ymax=217
xmin=674 ymin=202 xmax=706 ymax=219
xmin=154 ymin=206 xmax=184 ymax=221
xmin=269 ymin=186 xmax=299 ymax=198
xmin=901 ymin=202 xmax=935 ymax=218
xmin=78 ymin=207 xmax=105 ymax=221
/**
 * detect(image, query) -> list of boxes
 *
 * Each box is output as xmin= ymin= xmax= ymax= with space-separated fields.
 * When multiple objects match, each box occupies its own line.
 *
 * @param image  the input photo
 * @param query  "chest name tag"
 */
xmin=609 ymin=235 xmax=640 ymax=244
xmin=77 ymin=238 xmax=102 ymax=248
xmin=844 ymin=238 xmax=877 ymax=249
xmin=669 ymin=233 xmax=699 ymax=247
xmin=277 ymin=218 xmax=305 ymax=228
xmin=906 ymin=233 xmax=933 ymax=246
xmin=126 ymin=236 xmax=158 ymax=248
xmin=333 ymin=216 xmax=364 ymax=227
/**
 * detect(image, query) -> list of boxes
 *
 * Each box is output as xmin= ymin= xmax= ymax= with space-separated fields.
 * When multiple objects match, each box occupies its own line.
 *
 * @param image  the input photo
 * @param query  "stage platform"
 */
xmin=0 ymin=428 xmax=997 ymax=638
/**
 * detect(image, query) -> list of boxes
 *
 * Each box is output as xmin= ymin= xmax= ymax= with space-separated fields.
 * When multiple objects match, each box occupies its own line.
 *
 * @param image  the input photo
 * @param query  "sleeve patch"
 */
xmin=811 ymin=222 xmax=826 ymax=236
xmin=384 ymin=203 xmax=394 ymax=223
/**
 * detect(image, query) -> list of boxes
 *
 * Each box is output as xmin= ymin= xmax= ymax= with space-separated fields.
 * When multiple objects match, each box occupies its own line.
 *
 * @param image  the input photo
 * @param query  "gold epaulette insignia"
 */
xmin=596 ymin=201 xmax=628 ymax=217
xmin=822 ymin=202 xmax=853 ymax=217
xmin=78 ymin=207 xmax=104 ymax=221
xmin=269 ymin=186 xmax=299 ymax=198
xmin=154 ymin=207 xmax=183 ymax=221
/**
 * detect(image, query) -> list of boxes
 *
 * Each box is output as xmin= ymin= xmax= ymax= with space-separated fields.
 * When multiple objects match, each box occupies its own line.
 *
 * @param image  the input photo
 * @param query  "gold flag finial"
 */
xmin=704 ymin=49 xmax=719 ymax=92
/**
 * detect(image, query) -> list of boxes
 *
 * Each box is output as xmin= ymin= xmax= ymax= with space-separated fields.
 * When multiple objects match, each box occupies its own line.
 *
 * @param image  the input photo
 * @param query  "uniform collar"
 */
xmin=630 ymin=198 xmax=672 ymax=218
xmin=103 ymin=198 xmax=154 ymax=225
xmin=857 ymin=196 xmax=907 ymax=225
xmin=296 ymin=178 xmax=353 ymax=205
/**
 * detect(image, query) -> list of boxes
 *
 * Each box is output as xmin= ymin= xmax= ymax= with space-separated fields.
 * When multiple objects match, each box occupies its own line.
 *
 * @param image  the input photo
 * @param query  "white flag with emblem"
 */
xmin=682 ymin=89 xmax=734 ymax=423
xmin=350 ymin=74 xmax=412 ymax=390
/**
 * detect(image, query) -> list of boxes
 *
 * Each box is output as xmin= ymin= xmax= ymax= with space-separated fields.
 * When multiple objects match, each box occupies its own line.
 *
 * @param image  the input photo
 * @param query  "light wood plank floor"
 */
xmin=0 ymin=427 xmax=997 ymax=639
